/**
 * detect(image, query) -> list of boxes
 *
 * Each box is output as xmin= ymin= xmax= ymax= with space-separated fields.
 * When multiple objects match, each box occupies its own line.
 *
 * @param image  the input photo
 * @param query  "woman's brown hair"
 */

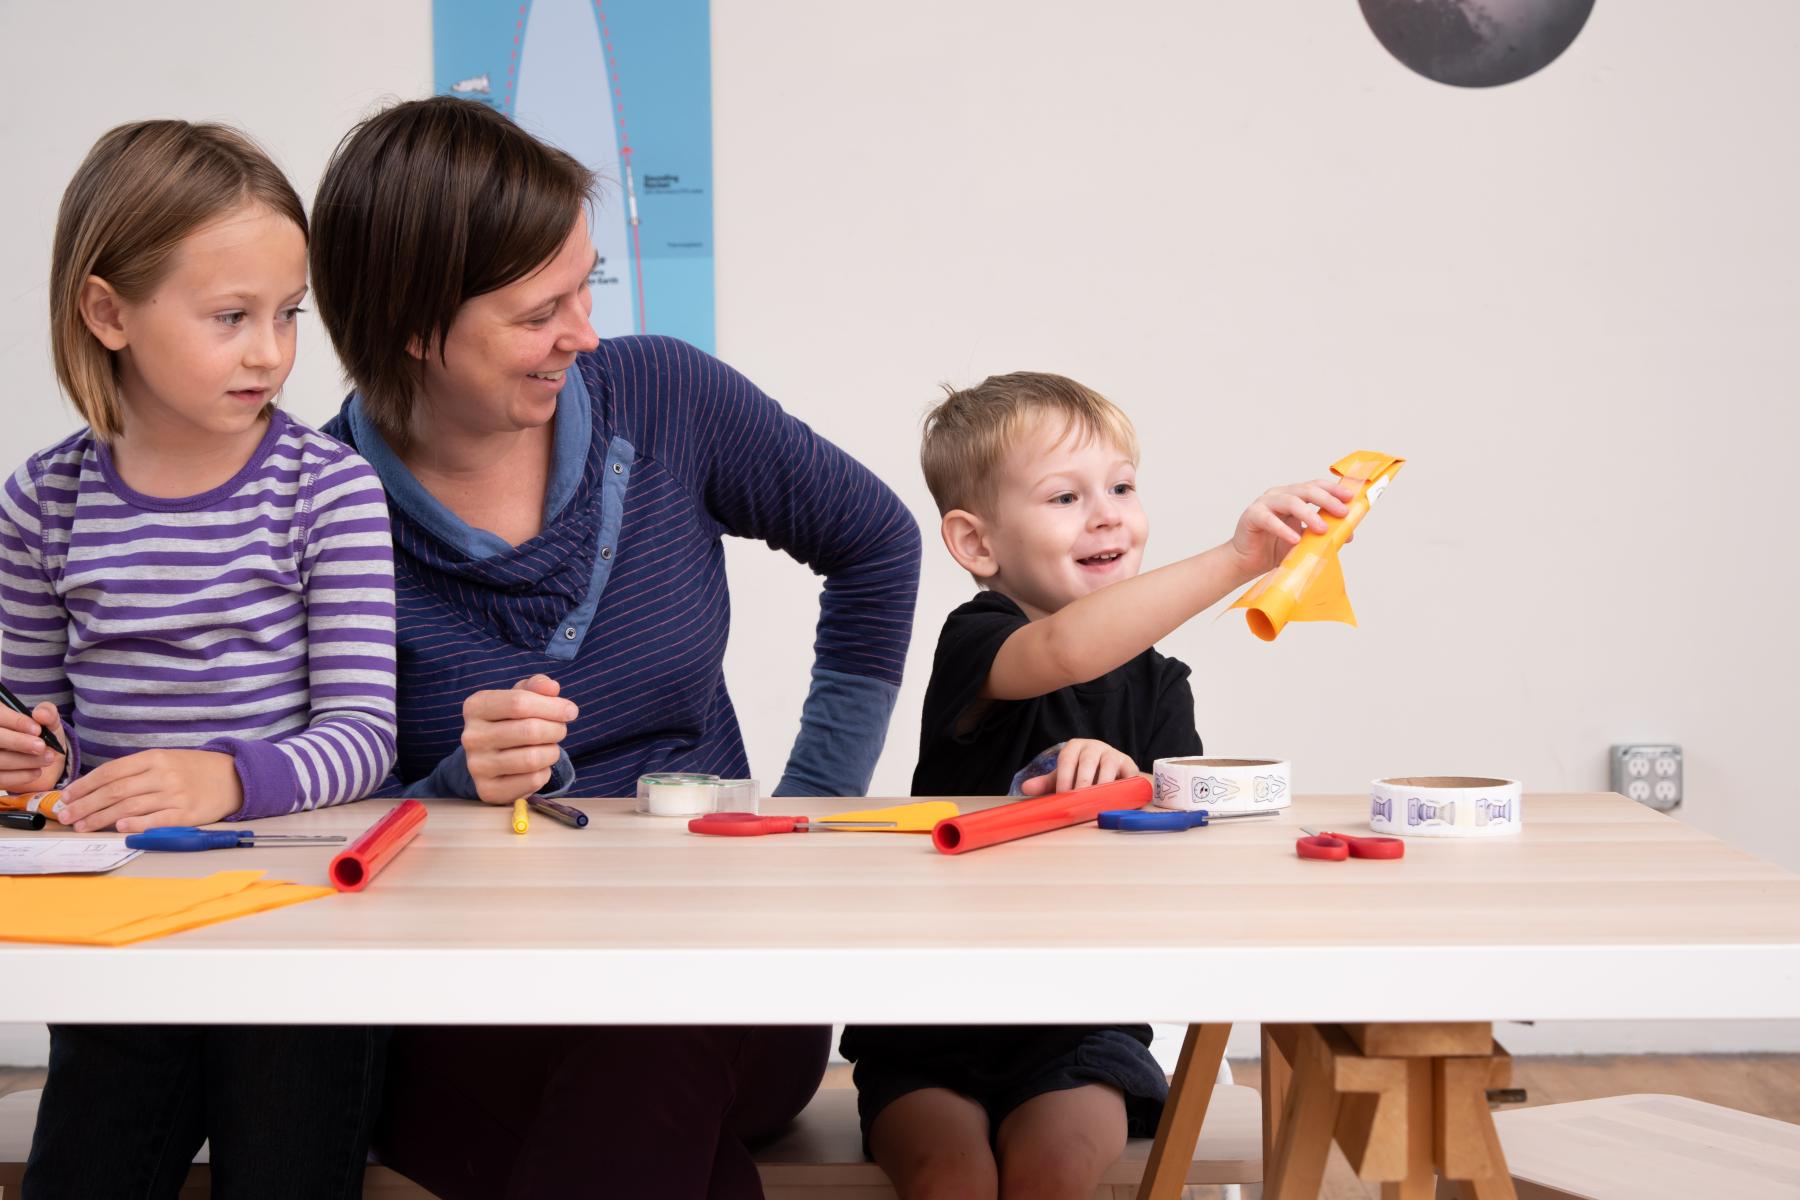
xmin=50 ymin=120 xmax=307 ymax=440
xmin=310 ymin=96 xmax=596 ymax=442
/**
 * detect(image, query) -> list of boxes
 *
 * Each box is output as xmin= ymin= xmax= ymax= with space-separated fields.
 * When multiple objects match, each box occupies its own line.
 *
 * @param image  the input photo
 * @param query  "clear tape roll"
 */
xmin=1152 ymin=757 xmax=1291 ymax=813
xmin=1369 ymin=776 xmax=1522 ymax=838
xmin=635 ymin=773 xmax=761 ymax=817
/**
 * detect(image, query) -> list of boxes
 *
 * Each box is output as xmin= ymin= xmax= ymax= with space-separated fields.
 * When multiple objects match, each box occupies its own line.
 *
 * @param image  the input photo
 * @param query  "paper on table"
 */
xmin=0 ymin=838 xmax=141 ymax=876
xmin=91 ymin=877 xmax=332 ymax=946
xmin=0 ymin=870 xmax=333 ymax=946
xmin=1229 ymin=450 xmax=1405 ymax=641
xmin=821 ymin=800 xmax=960 ymax=832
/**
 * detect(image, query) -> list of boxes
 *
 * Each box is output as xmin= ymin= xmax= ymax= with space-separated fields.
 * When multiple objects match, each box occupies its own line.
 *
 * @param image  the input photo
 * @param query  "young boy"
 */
xmin=842 ymin=372 xmax=1352 ymax=1199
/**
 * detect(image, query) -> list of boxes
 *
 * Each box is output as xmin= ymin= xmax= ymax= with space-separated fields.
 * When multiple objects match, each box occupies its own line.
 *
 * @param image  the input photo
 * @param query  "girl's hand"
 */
xmin=1017 ymin=738 xmax=1141 ymax=796
xmin=461 ymin=675 xmax=578 ymax=804
xmin=0 ymin=702 xmax=66 ymax=795
xmin=1230 ymin=478 xmax=1356 ymax=577
xmin=57 ymin=749 xmax=243 ymax=833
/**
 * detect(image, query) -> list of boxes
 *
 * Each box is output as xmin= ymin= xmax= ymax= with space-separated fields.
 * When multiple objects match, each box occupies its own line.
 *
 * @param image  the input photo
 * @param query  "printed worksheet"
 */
xmin=0 ymin=839 xmax=141 ymax=875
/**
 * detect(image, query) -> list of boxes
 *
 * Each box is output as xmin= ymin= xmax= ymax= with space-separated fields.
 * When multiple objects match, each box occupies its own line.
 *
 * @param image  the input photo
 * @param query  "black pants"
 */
xmin=374 ymin=1024 xmax=830 ymax=1199
xmin=23 ymin=1024 xmax=387 ymax=1200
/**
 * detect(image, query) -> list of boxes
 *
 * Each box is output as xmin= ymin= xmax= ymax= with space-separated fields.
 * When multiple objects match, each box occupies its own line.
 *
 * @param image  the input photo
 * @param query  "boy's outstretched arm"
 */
xmin=984 ymin=478 xmax=1353 ymax=701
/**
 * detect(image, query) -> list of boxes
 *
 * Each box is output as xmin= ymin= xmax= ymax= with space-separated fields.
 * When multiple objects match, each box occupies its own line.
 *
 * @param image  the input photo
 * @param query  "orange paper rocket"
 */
xmin=1230 ymin=450 xmax=1404 ymax=641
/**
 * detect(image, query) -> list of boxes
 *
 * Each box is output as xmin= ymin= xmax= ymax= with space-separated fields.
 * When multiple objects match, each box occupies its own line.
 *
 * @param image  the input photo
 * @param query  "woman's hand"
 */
xmin=57 ymin=749 xmax=243 ymax=833
xmin=461 ymin=675 xmax=579 ymax=804
xmin=0 ymin=701 xmax=66 ymax=795
xmin=1016 ymin=738 xmax=1141 ymax=796
xmin=1229 ymin=478 xmax=1355 ymax=577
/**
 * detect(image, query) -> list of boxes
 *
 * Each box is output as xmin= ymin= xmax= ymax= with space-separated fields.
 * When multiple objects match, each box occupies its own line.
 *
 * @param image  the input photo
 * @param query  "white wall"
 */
xmin=710 ymin=0 xmax=1800 ymax=873
xmin=2 ymin=1 xmax=1796 ymax=1064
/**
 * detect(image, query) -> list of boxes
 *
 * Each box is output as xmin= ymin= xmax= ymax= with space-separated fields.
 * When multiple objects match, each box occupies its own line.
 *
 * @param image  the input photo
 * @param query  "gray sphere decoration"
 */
xmin=1359 ymin=0 xmax=1596 ymax=88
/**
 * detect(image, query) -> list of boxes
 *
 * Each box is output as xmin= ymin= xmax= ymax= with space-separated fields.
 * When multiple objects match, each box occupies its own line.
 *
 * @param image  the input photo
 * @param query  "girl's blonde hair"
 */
xmin=49 ymin=120 xmax=307 ymax=440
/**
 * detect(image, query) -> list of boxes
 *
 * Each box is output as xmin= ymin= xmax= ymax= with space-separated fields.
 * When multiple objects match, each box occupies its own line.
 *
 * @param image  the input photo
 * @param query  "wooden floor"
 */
xmin=1222 ymin=1054 xmax=1800 ymax=1199
xmin=826 ymin=1055 xmax=1800 ymax=1199
xmin=0 ymin=1066 xmax=42 ymax=1099
xmin=6 ymin=1055 xmax=1798 ymax=1197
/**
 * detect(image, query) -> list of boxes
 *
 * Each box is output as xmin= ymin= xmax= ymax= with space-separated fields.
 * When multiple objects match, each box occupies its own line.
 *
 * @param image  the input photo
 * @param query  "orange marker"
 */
xmin=0 ymin=791 xmax=65 ymax=818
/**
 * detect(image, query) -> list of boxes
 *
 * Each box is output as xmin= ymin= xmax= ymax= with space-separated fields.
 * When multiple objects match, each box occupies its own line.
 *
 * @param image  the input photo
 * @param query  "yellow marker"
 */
xmin=512 ymin=797 xmax=530 ymax=835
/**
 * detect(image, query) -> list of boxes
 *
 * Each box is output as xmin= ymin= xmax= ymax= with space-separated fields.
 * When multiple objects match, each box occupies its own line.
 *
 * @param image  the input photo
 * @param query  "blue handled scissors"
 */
xmin=1098 ymin=808 xmax=1281 ymax=832
xmin=123 ymin=827 xmax=346 ymax=852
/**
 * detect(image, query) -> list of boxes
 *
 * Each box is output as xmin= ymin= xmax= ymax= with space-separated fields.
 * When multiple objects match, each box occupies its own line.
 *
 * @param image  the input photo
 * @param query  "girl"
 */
xmin=1 ymin=121 xmax=397 ymax=1199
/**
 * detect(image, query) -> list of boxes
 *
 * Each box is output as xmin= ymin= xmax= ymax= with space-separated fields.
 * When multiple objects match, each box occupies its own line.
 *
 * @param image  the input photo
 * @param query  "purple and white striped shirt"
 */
xmin=0 ymin=410 xmax=397 ymax=820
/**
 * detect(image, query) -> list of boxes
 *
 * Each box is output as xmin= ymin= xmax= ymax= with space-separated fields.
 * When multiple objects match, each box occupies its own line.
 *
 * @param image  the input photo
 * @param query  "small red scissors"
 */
xmin=1295 ymin=827 xmax=1404 ymax=861
xmin=687 ymin=812 xmax=895 ymax=836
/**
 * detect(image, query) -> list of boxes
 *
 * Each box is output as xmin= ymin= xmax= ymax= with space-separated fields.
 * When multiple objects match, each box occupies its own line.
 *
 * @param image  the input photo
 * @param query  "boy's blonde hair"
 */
xmin=920 ymin=372 xmax=1140 ymax=517
xmin=50 ymin=120 xmax=308 ymax=440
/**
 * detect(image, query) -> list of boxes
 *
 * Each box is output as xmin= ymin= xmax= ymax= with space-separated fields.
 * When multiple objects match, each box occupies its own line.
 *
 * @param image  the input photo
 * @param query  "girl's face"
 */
xmin=105 ymin=203 xmax=307 ymax=442
xmin=415 ymin=212 xmax=601 ymax=440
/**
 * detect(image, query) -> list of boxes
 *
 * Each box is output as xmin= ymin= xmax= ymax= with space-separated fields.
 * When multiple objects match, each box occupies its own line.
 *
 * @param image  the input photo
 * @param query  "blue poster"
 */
xmin=434 ymin=0 xmax=715 ymax=352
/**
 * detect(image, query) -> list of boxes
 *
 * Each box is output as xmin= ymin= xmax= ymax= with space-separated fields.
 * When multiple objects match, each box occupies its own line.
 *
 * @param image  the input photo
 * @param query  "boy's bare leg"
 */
xmin=993 ymin=1083 xmax=1129 ymax=1200
xmin=868 ymin=1087 xmax=999 ymax=1200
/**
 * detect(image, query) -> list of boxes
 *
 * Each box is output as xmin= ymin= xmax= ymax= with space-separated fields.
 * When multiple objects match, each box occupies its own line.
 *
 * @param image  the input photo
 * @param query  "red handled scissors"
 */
xmin=1295 ymin=827 xmax=1404 ymax=861
xmin=687 ymin=812 xmax=896 ymax=836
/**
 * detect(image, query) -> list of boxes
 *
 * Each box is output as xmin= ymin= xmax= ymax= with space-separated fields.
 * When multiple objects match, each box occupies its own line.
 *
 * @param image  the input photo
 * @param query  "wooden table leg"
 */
xmin=1258 ymin=1023 xmax=1515 ymax=1200
xmin=1136 ymin=1023 xmax=1231 ymax=1200
xmin=1380 ymin=1058 xmax=1436 ymax=1200
xmin=1264 ymin=1024 xmax=1345 ymax=1200
xmin=1261 ymin=1024 xmax=1295 ymax=1176
xmin=1434 ymin=1053 xmax=1517 ymax=1200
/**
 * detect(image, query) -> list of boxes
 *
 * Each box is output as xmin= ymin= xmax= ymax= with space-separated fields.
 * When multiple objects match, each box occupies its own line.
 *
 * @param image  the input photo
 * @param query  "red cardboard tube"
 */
xmin=931 ymin=776 xmax=1152 ymax=855
xmin=329 ymin=799 xmax=427 ymax=892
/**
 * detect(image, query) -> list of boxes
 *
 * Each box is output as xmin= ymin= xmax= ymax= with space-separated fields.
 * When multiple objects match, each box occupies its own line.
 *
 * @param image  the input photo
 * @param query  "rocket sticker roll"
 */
xmin=1230 ymin=450 xmax=1404 ymax=641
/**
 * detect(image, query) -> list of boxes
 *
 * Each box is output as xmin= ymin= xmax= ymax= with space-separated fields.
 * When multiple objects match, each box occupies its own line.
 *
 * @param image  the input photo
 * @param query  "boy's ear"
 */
xmin=941 ymin=509 xmax=998 ymax=579
xmin=77 ymin=276 xmax=130 ymax=352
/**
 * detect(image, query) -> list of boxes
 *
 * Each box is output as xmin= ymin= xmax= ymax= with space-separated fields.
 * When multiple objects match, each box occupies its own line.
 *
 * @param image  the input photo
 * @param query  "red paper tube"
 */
xmin=931 ymin=776 xmax=1152 ymax=855
xmin=329 ymin=799 xmax=428 ymax=892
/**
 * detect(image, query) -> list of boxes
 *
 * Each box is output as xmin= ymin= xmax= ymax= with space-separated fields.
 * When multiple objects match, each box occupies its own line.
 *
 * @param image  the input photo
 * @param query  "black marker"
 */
xmin=0 ymin=682 xmax=64 ymax=758
xmin=528 ymin=796 xmax=589 ymax=829
xmin=1 ymin=810 xmax=48 ymax=831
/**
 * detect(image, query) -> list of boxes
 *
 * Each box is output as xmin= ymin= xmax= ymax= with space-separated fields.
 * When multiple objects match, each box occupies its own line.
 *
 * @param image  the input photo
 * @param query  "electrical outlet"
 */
xmin=1610 ymin=744 xmax=1682 ymax=811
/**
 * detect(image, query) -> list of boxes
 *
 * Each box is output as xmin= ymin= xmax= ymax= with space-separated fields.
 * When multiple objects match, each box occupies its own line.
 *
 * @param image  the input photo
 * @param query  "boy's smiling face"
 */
xmin=958 ymin=411 xmax=1148 ymax=619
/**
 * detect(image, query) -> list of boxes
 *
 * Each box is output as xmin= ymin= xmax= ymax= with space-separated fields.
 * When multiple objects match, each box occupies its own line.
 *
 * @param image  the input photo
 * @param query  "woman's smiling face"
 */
xmin=414 ymin=211 xmax=601 ymax=439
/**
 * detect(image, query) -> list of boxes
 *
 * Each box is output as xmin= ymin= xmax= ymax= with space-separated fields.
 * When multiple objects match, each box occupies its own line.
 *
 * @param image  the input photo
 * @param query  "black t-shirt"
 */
xmin=910 ymin=590 xmax=1204 ymax=797
xmin=840 ymin=591 xmax=1204 ymax=1076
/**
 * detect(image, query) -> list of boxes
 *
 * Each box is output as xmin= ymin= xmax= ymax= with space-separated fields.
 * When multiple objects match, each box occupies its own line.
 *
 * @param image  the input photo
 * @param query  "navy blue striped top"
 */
xmin=323 ymin=336 xmax=920 ymax=800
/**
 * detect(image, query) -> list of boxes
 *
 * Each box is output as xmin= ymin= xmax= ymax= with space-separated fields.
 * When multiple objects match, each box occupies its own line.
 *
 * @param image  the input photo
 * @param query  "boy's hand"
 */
xmin=1017 ymin=738 xmax=1141 ymax=796
xmin=0 ymin=702 xmax=66 ymax=795
xmin=57 ymin=749 xmax=243 ymax=833
xmin=1230 ymin=478 xmax=1356 ymax=577
xmin=462 ymin=675 xmax=578 ymax=804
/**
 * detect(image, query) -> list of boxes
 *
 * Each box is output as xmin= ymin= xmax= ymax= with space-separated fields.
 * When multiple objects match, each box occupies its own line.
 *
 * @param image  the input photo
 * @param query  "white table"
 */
xmin=5 ymin=792 xmax=1799 ymax=1197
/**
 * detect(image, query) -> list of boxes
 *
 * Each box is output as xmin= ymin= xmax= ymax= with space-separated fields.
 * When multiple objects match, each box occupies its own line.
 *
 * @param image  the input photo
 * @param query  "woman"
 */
xmin=309 ymin=96 xmax=920 ymax=1198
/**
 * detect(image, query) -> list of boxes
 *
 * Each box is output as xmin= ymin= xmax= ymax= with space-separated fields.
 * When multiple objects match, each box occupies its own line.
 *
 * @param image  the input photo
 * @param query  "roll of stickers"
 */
xmin=1369 ymin=776 xmax=1522 ymax=838
xmin=1152 ymin=757 xmax=1291 ymax=813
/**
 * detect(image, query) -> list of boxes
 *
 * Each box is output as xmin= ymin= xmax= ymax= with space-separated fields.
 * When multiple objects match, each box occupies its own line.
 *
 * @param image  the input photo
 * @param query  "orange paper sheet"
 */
xmin=0 ymin=870 xmax=332 ymax=946
xmin=1229 ymin=449 xmax=1405 ymax=641
xmin=820 ymin=800 xmax=960 ymax=832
